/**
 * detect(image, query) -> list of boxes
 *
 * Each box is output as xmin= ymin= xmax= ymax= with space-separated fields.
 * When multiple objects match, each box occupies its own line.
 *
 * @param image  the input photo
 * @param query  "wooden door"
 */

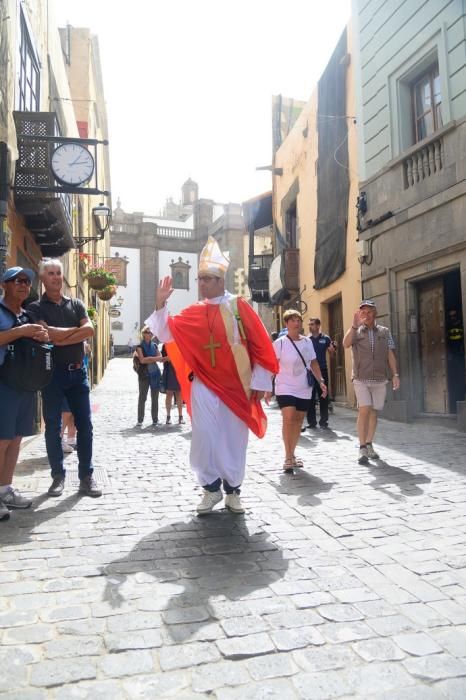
xmin=328 ymin=298 xmax=346 ymax=400
xmin=418 ymin=277 xmax=448 ymax=412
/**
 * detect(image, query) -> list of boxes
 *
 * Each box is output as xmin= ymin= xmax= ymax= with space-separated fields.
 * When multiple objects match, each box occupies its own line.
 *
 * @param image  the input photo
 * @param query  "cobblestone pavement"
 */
xmin=1 ymin=358 xmax=466 ymax=699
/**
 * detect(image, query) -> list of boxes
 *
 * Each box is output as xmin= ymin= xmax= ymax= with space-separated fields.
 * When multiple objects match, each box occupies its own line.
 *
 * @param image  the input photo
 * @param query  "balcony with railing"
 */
xmin=13 ymin=111 xmax=74 ymax=256
xmin=248 ymin=253 xmax=273 ymax=303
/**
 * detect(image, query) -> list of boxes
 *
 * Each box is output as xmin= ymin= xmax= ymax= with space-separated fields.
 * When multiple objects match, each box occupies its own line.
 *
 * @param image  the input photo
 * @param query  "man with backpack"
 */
xmin=27 ymin=259 xmax=101 ymax=498
xmin=0 ymin=266 xmax=50 ymax=520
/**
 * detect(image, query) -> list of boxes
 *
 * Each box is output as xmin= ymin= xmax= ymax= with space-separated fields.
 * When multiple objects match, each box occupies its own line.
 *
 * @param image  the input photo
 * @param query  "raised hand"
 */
xmin=156 ymin=276 xmax=174 ymax=310
xmin=352 ymin=310 xmax=362 ymax=328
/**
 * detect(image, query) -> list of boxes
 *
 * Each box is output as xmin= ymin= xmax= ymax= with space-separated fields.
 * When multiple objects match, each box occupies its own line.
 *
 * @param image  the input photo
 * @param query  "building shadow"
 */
xmin=101 ymin=515 xmax=288 ymax=643
xmin=366 ymin=461 xmax=431 ymax=500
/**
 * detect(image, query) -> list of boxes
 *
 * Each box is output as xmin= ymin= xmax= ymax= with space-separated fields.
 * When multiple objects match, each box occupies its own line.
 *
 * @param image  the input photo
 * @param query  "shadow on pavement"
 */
xmin=101 ymin=515 xmax=289 ymax=643
xmin=366 ymin=460 xmax=431 ymax=500
xmin=276 ymin=468 xmax=336 ymax=506
xmin=0 ymin=492 xmax=82 ymax=545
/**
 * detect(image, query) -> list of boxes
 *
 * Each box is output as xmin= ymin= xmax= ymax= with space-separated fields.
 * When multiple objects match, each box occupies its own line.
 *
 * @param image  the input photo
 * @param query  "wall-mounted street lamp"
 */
xmin=73 ymin=202 xmax=111 ymax=249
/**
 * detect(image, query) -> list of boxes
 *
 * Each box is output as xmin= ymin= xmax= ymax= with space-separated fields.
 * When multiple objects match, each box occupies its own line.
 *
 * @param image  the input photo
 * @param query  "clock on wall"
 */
xmin=51 ymin=142 xmax=95 ymax=186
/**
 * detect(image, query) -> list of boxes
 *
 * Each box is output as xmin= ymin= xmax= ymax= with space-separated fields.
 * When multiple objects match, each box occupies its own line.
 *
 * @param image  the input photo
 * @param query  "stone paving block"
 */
xmin=98 ymin=650 xmax=154 ymax=678
xmin=428 ymin=599 xmax=466 ymax=625
xmin=352 ymin=637 xmax=405 ymax=661
xmin=0 ymin=646 xmax=36 ymax=692
xmin=191 ymin=659 xmax=251 ymax=692
xmin=332 ymin=586 xmax=380 ymax=603
xmin=436 ymin=677 xmax=466 ymax=699
xmin=162 ymin=621 xmax=224 ymax=644
xmin=343 ymin=660 xmax=416 ymax=694
xmin=271 ymin=625 xmax=326 ymax=651
xmin=0 ymin=610 xmax=38 ymax=628
xmin=264 ymin=608 xmax=323 ymax=629
xmin=246 ymin=652 xmax=298 ymax=680
xmin=398 ymin=602 xmax=450 ymax=628
xmin=430 ymin=626 xmax=466 ymax=657
xmin=370 ymin=684 xmax=445 ymax=699
xmin=53 ymin=680 xmax=127 ymax=699
xmin=319 ymin=620 xmax=376 ymax=644
xmin=221 ymin=614 xmax=270 ymax=637
xmin=159 ymin=640 xmax=221 ymax=670
xmin=292 ymin=643 xmax=361 ymax=672
xmin=403 ymin=653 xmax=466 ymax=680
xmin=2 ymin=623 xmax=55 ymax=645
xmin=0 ymin=692 xmax=47 ymax=700
xmin=122 ymin=671 xmax=190 ymax=699
xmin=215 ymin=677 xmax=299 ymax=700
xmin=376 ymin=564 xmax=447 ymax=602
xmin=106 ymin=611 xmax=162 ymax=633
xmin=44 ymin=635 xmax=104 ymax=658
xmin=39 ymin=605 xmax=90 ymax=623
xmin=394 ymin=632 xmax=443 ymax=656
xmin=217 ymin=632 xmax=275 ymax=659
xmin=317 ymin=603 xmax=364 ymax=622
xmin=353 ymin=599 xmax=399 ymax=618
xmin=365 ymin=614 xmax=416 ymax=637
xmin=29 ymin=658 xmax=97 ymax=687
xmin=292 ymin=669 xmax=353 ymax=699
xmin=56 ymin=618 xmax=106 ymax=636
xmin=104 ymin=628 xmax=163 ymax=651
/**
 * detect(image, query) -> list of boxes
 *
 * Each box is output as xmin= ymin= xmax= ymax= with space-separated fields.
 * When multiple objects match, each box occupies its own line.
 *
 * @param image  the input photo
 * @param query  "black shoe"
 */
xmin=48 ymin=477 xmax=65 ymax=497
xmin=320 ymin=424 xmax=329 ymax=429
xmin=178 ymin=416 xmax=185 ymax=424
xmin=166 ymin=416 xmax=171 ymax=425
xmin=79 ymin=476 xmax=102 ymax=498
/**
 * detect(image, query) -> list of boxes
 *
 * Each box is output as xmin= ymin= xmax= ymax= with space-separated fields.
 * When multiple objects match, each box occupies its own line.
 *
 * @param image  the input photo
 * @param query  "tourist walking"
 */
xmin=305 ymin=317 xmax=335 ymax=429
xmin=145 ymin=236 xmax=278 ymax=515
xmin=268 ymin=309 xmax=327 ymax=473
xmin=342 ymin=300 xmax=400 ymax=463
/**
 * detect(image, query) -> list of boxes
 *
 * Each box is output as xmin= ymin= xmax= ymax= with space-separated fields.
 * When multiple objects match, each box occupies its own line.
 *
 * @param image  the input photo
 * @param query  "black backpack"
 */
xmin=0 ymin=307 xmax=53 ymax=392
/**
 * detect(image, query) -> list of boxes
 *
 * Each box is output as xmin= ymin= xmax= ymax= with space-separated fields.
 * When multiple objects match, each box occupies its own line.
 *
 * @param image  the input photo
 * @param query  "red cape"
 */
xmin=165 ymin=297 xmax=278 ymax=438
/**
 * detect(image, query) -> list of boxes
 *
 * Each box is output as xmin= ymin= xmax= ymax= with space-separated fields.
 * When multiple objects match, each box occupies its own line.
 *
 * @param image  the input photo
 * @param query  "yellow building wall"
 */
xmin=273 ymin=23 xmax=361 ymax=405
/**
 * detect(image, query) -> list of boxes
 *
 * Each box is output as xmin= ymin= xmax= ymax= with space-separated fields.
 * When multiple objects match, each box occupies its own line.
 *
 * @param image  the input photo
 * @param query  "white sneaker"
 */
xmin=1 ymin=487 xmax=32 ymax=509
xmin=358 ymin=446 xmax=369 ymax=464
xmin=225 ymin=493 xmax=245 ymax=514
xmin=62 ymin=440 xmax=73 ymax=454
xmin=136 ymin=422 xmax=143 ymax=428
xmin=0 ymin=501 xmax=10 ymax=521
xmin=67 ymin=438 xmax=77 ymax=448
xmin=366 ymin=443 xmax=380 ymax=459
xmin=196 ymin=490 xmax=223 ymax=514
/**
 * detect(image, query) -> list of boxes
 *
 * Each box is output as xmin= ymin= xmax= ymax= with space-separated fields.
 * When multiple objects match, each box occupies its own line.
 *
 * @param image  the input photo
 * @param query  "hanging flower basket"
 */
xmin=97 ymin=285 xmax=115 ymax=301
xmin=85 ymin=268 xmax=117 ymax=291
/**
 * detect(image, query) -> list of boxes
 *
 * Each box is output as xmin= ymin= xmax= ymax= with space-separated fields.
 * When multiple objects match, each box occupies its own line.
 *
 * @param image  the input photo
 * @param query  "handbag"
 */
xmin=286 ymin=336 xmax=314 ymax=387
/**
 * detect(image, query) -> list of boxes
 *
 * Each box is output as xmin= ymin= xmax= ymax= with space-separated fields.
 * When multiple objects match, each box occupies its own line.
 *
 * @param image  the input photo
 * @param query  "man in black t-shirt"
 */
xmin=305 ymin=318 xmax=335 ymax=429
xmin=27 ymin=260 xmax=101 ymax=498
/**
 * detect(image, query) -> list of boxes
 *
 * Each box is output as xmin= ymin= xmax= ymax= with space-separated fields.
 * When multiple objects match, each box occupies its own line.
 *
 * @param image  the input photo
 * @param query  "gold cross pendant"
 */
xmin=202 ymin=334 xmax=221 ymax=367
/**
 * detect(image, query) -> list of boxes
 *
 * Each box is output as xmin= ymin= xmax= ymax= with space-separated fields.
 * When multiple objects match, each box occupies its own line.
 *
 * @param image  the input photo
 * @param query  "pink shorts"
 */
xmin=353 ymin=380 xmax=387 ymax=411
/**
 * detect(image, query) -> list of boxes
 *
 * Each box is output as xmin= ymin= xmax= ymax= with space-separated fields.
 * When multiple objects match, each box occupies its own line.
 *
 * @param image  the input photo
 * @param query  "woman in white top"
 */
xmin=268 ymin=310 xmax=327 ymax=473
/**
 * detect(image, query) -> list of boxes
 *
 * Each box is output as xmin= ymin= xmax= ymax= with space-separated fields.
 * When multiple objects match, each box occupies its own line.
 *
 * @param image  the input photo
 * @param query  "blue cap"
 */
xmin=359 ymin=299 xmax=376 ymax=308
xmin=1 ymin=266 xmax=35 ymax=283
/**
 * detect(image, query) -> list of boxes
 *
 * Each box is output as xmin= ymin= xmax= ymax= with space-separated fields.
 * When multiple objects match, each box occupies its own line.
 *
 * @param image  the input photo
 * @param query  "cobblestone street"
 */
xmin=1 ymin=358 xmax=466 ymax=698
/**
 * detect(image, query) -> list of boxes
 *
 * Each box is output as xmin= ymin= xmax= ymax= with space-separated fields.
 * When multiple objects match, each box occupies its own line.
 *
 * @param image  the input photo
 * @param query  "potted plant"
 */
xmin=97 ymin=285 xmax=117 ymax=301
xmin=85 ymin=267 xmax=116 ymax=291
xmin=87 ymin=306 xmax=97 ymax=320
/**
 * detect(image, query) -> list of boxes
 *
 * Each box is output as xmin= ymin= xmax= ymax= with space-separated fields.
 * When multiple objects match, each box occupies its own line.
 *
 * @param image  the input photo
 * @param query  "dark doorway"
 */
xmin=417 ymin=269 xmax=465 ymax=414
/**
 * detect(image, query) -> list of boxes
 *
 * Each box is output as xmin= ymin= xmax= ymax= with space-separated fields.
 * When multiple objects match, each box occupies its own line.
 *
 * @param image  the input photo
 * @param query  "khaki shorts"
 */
xmin=353 ymin=380 xmax=387 ymax=411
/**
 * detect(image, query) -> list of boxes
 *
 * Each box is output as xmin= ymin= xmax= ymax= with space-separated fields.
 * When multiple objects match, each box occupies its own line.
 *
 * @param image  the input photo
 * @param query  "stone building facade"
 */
xmin=352 ymin=0 xmax=466 ymax=427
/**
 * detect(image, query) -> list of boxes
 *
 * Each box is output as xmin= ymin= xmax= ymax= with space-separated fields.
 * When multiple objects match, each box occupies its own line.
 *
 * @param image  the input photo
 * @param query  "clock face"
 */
xmin=51 ymin=143 xmax=95 ymax=186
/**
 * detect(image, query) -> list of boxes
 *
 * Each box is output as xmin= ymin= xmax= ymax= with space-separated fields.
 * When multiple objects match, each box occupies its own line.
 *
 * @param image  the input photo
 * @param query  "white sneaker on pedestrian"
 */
xmin=358 ymin=446 xmax=369 ymax=464
xmin=136 ymin=422 xmax=143 ymax=428
xmin=0 ymin=500 xmax=10 ymax=521
xmin=196 ymin=489 xmax=223 ymax=514
xmin=1 ymin=487 xmax=32 ymax=509
xmin=225 ymin=493 xmax=245 ymax=514
xmin=62 ymin=440 xmax=73 ymax=454
xmin=366 ymin=443 xmax=380 ymax=459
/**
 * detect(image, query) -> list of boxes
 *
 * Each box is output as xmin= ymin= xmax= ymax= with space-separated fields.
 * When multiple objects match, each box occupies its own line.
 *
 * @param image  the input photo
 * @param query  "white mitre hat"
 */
xmin=198 ymin=236 xmax=230 ymax=278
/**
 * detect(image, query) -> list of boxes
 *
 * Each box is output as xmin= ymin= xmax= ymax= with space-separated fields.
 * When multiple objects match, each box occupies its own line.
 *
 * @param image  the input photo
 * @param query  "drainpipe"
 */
xmin=0 ymin=141 xmax=9 ymax=279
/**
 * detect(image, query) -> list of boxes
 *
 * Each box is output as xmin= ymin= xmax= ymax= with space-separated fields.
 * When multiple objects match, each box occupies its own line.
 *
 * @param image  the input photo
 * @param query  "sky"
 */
xmin=53 ymin=0 xmax=351 ymax=215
